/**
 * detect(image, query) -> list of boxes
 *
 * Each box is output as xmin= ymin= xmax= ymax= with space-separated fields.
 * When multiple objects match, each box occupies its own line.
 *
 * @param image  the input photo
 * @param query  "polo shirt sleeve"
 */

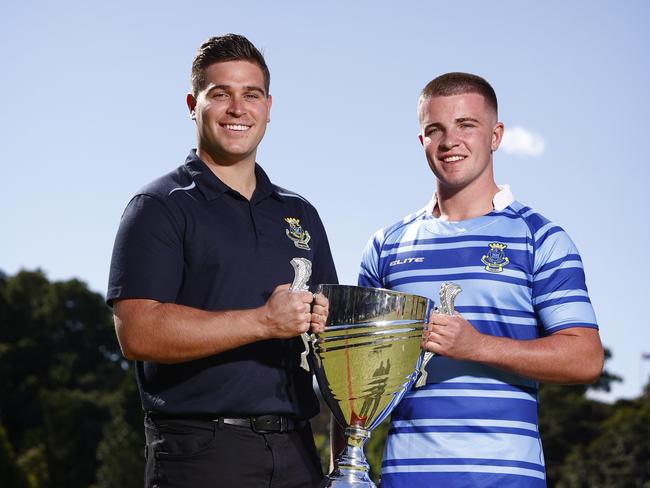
xmin=107 ymin=194 xmax=184 ymax=306
xmin=531 ymin=225 xmax=598 ymax=334
xmin=357 ymin=231 xmax=383 ymax=288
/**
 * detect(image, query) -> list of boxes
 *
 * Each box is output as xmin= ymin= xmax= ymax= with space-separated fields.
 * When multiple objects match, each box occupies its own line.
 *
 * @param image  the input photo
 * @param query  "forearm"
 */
xmin=114 ymin=299 xmax=266 ymax=363
xmin=471 ymin=328 xmax=604 ymax=384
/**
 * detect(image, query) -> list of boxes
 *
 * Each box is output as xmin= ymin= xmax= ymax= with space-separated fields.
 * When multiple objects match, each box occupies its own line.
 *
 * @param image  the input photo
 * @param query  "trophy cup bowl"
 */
xmin=312 ymin=284 xmax=432 ymax=487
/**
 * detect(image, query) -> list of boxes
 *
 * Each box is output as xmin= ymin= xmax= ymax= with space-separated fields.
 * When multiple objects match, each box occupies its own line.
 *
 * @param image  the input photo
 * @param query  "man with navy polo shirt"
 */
xmin=107 ymin=34 xmax=337 ymax=487
xmin=358 ymin=73 xmax=604 ymax=487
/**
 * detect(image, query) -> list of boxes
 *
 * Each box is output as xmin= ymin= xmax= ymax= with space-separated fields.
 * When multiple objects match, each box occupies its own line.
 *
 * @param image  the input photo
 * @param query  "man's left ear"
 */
xmin=266 ymin=94 xmax=273 ymax=123
xmin=491 ymin=122 xmax=505 ymax=151
xmin=186 ymin=93 xmax=197 ymax=120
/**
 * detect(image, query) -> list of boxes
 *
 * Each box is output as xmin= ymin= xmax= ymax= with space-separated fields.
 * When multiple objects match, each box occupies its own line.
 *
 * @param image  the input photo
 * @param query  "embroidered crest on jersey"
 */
xmin=481 ymin=242 xmax=510 ymax=272
xmin=285 ymin=217 xmax=311 ymax=250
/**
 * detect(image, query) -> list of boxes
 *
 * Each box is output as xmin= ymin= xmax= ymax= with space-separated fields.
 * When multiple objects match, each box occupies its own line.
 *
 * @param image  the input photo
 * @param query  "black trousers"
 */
xmin=144 ymin=416 xmax=324 ymax=488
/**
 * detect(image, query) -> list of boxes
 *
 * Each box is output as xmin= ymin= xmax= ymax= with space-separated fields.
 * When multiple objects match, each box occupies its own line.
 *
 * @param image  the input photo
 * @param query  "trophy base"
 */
xmin=321 ymin=472 xmax=376 ymax=487
xmin=321 ymin=427 xmax=376 ymax=487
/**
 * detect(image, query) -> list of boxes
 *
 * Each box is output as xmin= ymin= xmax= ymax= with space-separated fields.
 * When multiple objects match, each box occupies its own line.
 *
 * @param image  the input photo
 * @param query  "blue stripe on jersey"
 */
xmin=358 ymin=262 xmax=375 ymax=282
xmin=456 ymin=305 xmax=536 ymax=318
xmin=537 ymin=253 xmax=582 ymax=273
xmin=536 ymin=226 xmax=565 ymax=248
xmin=382 ymin=234 xmax=531 ymax=250
xmin=468 ymin=320 xmax=540 ymax=340
xmin=536 ymin=295 xmax=592 ymax=308
xmin=422 ymin=382 xmax=537 ymax=394
xmin=380 ymin=471 xmax=547 ymax=488
xmin=390 ymin=425 xmax=541 ymax=438
xmin=381 ymin=246 xmax=531 ymax=270
xmin=533 ymin=268 xmax=588 ymax=296
xmin=389 ymin=272 xmax=532 ymax=288
xmin=393 ymin=395 xmax=539 ymax=424
xmin=383 ymin=457 xmax=545 ymax=472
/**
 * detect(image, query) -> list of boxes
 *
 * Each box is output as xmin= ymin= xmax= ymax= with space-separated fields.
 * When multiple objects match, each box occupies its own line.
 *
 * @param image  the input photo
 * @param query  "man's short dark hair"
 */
xmin=191 ymin=34 xmax=270 ymax=97
xmin=419 ymin=72 xmax=498 ymax=116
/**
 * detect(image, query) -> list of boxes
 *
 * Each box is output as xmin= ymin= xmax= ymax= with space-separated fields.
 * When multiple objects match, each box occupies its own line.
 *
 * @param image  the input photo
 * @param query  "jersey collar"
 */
xmin=425 ymin=184 xmax=515 ymax=217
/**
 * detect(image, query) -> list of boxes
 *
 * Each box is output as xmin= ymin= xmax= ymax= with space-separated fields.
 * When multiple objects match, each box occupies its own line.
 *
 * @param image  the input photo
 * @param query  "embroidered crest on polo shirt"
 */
xmin=481 ymin=242 xmax=510 ymax=273
xmin=285 ymin=217 xmax=311 ymax=250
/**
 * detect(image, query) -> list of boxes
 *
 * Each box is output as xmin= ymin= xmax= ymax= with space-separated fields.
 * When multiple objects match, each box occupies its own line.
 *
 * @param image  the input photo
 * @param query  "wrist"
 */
xmin=251 ymin=305 xmax=270 ymax=341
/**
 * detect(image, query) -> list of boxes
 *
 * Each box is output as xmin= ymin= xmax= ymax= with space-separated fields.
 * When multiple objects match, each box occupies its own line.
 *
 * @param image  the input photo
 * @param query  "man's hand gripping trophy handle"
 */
xmin=289 ymin=257 xmax=314 ymax=372
xmin=415 ymin=282 xmax=462 ymax=388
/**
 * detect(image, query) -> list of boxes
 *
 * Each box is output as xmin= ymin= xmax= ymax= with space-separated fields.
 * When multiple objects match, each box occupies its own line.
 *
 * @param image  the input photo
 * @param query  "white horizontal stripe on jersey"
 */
xmin=380 ymin=240 xmax=530 ymax=257
xmin=386 ymin=431 xmax=545 ymax=465
xmin=533 ymin=222 xmax=557 ymax=241
xmin=391 ymin=418 xmax=538 ymax=433
xmin=535 ymin=260 xmax=584 ymax=281
xmin=386 ymin=265 xmax=528 ymax=282
xmin=534 ymin=288 xmax=590 ymax=304
xmin=457 ymin=312 xmax=537 ymax=326
xmin=409 ymin=389 xmax=536 ymax=401
xmin=382 ymin=463 xmax=545 ymax=480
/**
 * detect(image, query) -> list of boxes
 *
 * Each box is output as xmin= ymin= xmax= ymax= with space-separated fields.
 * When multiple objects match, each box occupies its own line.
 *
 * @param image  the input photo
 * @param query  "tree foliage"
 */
xmin=0 ymin=270 xmax=143 ymax=488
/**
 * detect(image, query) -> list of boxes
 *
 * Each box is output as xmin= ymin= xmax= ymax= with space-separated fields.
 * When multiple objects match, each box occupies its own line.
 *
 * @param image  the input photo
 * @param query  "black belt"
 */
xmin=221 ymin=415 xmax=304 ymax=433
xmin=148 ymin=413 xmax=304 ymax=434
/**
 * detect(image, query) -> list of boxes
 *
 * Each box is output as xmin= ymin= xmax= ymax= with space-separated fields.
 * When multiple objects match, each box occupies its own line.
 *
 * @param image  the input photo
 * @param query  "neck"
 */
xmin=433 ymin=180 xmax=500 ymax=221
xmin=197 ymin=148 xmax=257 ymax=200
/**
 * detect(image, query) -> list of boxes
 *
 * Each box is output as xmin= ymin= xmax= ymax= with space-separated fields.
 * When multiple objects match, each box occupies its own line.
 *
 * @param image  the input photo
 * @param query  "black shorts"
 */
xmin=144 ymin=416 xmax=323 ymax=488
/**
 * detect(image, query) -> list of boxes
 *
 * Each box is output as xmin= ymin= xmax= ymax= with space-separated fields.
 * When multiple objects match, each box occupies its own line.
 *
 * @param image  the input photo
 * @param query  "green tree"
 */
xmin=558 ymin=384 xmax=650 ymax=487
xmin=539 ymin=348 xmax=621 ymax=486
xmin=0 ymin=422 xmax=29 ymax=488
xmin=91 ymin=374 xmax=144 ymax=488
xmin=0 ymin=270 xmax=139 ymax=488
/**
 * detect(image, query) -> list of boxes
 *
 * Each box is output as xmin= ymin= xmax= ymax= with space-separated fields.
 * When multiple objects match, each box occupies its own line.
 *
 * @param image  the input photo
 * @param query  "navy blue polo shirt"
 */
xmin=107 ymin=150 xmax=338 ymax=419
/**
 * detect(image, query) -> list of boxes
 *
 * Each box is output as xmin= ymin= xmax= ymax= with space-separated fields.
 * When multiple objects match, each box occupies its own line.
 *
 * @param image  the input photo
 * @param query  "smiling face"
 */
xmin=187 ymin=60 xmax=272 ymax=167
xmin=418 ymin=93 xmax=503 ymax=195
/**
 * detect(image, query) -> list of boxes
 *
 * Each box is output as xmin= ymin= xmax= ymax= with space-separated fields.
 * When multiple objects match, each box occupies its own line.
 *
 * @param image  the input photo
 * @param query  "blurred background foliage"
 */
xmin=1 ymin=269 xmax=649 ymax=487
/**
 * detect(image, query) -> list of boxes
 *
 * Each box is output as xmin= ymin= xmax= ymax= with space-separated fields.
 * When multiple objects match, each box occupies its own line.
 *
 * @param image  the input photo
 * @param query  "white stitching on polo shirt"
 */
xmin=168 ymin=181 xmax=196 ymax=196
xmin=276 ymin=191 xmax=308 ymax=203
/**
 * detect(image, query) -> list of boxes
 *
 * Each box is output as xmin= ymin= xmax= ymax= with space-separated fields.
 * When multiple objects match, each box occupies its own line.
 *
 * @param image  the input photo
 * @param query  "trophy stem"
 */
xmin=325 ymin=426 xmax=375 ymax=487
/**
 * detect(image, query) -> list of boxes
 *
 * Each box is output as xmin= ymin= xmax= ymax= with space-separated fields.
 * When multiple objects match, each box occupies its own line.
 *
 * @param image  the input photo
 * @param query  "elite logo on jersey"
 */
xmin=285 ymin=217 xmax=311 ymax=250
xmin=389 ymin=257 xmax=425 ymax=267
xmin=481 ymin=242 xmax=510 ymax=272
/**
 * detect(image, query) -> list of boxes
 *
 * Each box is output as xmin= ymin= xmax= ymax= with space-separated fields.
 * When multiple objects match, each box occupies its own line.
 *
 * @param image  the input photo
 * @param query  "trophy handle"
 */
xmin=414 ymin=282 xmax=462 ymax=388
xmin=290 ymin=258 xmax=313 ymax=372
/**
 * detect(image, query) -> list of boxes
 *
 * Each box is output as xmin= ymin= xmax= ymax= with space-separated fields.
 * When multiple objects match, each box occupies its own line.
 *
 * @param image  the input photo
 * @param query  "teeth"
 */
xmin=223 ymin=124 xmax=250 ymax=131
xmin=443 ymin=156 xmax=464 ymax=162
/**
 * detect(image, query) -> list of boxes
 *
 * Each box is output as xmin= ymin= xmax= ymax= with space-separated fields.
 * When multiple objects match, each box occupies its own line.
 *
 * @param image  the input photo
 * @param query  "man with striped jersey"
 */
xmin=358 ymin=72 xmax=603 ymax=487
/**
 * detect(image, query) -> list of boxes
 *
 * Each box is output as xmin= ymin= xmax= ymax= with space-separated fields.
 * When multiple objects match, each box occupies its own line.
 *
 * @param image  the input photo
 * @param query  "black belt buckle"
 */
xmin=250 ymin=414 xmax=287 ymax=433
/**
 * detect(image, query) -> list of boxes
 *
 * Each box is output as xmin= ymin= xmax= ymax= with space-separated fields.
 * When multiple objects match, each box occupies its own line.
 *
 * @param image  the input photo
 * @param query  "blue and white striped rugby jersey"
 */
xmin=358 ymin=186 xmax=598 ymax=488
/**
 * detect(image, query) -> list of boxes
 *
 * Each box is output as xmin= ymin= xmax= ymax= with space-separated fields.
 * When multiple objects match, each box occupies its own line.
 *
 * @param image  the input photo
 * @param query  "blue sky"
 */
xmin=2 ymin=0 xmax=649 ymax=401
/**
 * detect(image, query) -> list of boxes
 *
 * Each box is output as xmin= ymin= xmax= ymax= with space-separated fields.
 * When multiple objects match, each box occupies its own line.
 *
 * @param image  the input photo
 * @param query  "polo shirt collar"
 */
xmin=183 ymin=149 xmax=276 ymax=202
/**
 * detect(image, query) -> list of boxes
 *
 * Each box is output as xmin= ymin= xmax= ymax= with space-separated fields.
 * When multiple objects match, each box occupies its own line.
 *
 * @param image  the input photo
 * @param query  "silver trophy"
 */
xmin=288 ymin=260 xmax=462 ymax=485
xmin=311 ymin=284 xmax=432 ymax=487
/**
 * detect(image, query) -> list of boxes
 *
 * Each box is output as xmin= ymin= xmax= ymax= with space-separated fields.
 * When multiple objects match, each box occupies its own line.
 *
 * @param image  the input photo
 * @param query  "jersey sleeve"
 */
xmin=357 ymin=231 xmax=384 ymax=288
xmin=107 ymin=194 xmax=184 ymax=306
xmin=531 ymin=224 xmax=598 ymax=333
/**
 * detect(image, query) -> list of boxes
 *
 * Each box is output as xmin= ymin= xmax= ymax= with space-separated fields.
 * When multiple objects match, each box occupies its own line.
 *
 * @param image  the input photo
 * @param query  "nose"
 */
xmin=440 ymin=131 xmax=459 ymax=150
xmin=226 ymin=96 xmax=245 ymax=116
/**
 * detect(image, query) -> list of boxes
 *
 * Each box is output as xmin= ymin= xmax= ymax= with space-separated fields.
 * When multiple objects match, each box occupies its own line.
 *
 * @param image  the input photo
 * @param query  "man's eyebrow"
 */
xmin=244 ymin=85 xmax=266 ymax=95
xmin=207 ymin=84 xmax=266 ymax=96
xmin=455 ymin=117 xmax=481 ymax=124
xmin=422 ymin=122 xmax=439 ymax=131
